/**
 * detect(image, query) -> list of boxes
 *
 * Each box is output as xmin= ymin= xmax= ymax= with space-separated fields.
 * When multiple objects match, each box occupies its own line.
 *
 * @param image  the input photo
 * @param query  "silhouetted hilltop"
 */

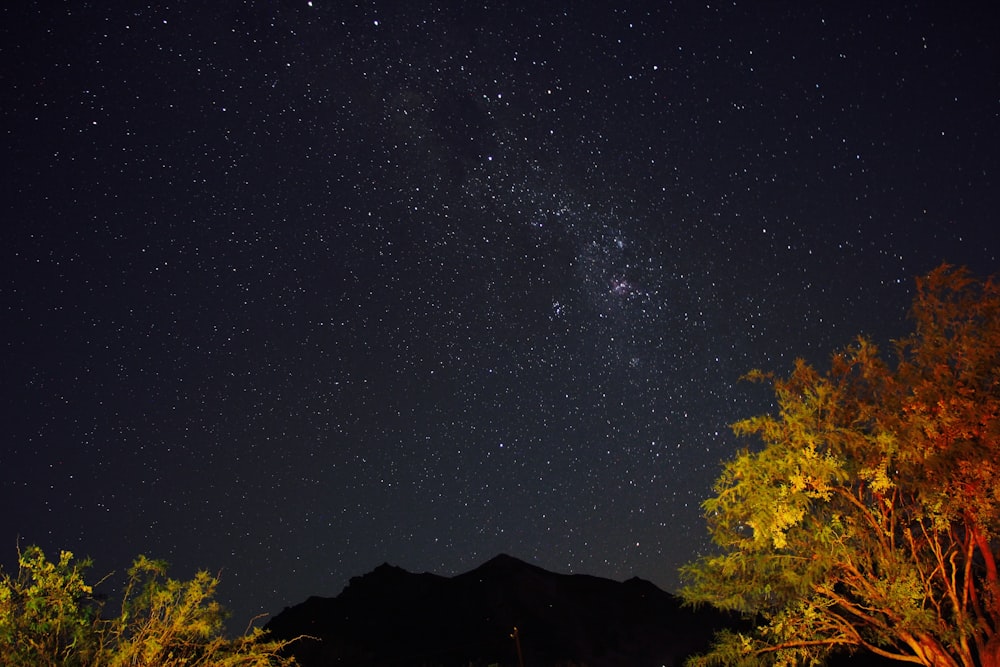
xmin=265 ymin=554 xmax=734 ymax=667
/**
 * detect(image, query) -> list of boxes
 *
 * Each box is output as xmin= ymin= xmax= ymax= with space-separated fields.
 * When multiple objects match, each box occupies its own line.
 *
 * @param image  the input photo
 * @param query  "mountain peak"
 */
xmin=482 ymin=552 xmax=523 ymax=566
xmin=467 ymin=552 xmax=542 ymax=575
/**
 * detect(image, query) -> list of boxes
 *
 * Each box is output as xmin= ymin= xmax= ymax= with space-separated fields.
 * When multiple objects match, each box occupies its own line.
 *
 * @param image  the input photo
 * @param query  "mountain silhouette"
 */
xmin=264 ymin=553 xmax=738 ymax=667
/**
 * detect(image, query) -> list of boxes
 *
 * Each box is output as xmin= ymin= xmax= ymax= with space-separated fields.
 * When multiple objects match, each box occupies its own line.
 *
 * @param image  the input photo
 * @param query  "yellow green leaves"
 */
xmin=0 ymin=546 xmax=99 ymax=666
xmin=707 ymin=412 xmax=847 ymax=553
xmin=858 ymin=431 xmax=897 ymax=495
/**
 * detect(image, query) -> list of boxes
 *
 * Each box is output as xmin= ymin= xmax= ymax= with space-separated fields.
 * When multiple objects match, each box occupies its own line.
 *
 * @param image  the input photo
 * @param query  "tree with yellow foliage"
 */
xmin=0 ymin=545 xmax=304 ymax=666
xmin=682 ymin=264 xmax=1000 ymax=667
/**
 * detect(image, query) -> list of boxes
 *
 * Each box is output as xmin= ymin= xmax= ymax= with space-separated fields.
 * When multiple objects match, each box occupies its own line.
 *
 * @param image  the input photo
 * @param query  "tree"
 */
xmin=0 ymin=544 xmax=305 ymax=666
xmin=681 ymin=264 xmax=1000 ymax=667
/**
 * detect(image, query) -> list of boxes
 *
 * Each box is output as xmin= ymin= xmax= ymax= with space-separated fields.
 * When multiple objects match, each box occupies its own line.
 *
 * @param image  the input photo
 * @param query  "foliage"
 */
xmin=681 ymin=264 xmax=1000 ymax=667
xmin=0 ymin=546 xmax=100 ymax=666
xmin=0 ymin=544 xmax=304 ymax=666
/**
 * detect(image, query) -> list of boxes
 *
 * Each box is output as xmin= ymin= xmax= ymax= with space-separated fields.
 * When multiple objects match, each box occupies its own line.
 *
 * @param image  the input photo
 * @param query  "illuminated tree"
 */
xmin=0 ymin=545 xmax=304 ymax=666
xmin=681 ymin=264 xmax=1000 ymax=667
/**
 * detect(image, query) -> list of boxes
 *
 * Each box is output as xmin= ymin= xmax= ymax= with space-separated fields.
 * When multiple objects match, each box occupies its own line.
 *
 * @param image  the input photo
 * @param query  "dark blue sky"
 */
xmin=2 ymin=1 xmax=997 ymax=630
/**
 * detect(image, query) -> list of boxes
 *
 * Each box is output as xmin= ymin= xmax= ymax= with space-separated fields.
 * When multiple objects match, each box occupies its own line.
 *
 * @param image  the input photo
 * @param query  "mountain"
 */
xmin=263 ymin=554 xmax=737 ymax=667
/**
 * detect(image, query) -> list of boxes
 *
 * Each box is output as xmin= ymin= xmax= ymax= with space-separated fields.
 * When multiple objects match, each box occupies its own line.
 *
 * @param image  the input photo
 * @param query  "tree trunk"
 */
xmin=913 ymin=638 xmax=961 ymax=667
xmin=981 ymin=635 xmax=1000 ymax=667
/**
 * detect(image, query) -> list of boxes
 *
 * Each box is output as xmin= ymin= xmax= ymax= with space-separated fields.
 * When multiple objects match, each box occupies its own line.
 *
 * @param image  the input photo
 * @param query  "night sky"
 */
xmin=2 ymin=2 xmax=998 ymax=630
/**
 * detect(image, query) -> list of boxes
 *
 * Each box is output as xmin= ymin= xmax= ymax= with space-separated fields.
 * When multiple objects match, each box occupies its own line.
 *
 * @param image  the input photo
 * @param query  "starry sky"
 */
xmin=2 ymin=1 xmax=998 ymax=630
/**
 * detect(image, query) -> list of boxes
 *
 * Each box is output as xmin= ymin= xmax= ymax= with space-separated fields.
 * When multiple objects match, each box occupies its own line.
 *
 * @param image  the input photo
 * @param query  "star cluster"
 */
xmin=2 ymin=2 xmax=997 ymax=629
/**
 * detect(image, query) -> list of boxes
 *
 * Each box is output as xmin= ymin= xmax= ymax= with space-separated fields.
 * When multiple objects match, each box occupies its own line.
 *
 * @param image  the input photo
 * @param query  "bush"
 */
xmin=0 ymin=544 xmax=304 ymax=666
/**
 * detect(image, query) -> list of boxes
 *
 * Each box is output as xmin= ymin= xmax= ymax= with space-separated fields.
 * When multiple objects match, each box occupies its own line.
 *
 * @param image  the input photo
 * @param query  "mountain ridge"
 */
xmin=264 ymin=553 xmax=733 ymax=667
